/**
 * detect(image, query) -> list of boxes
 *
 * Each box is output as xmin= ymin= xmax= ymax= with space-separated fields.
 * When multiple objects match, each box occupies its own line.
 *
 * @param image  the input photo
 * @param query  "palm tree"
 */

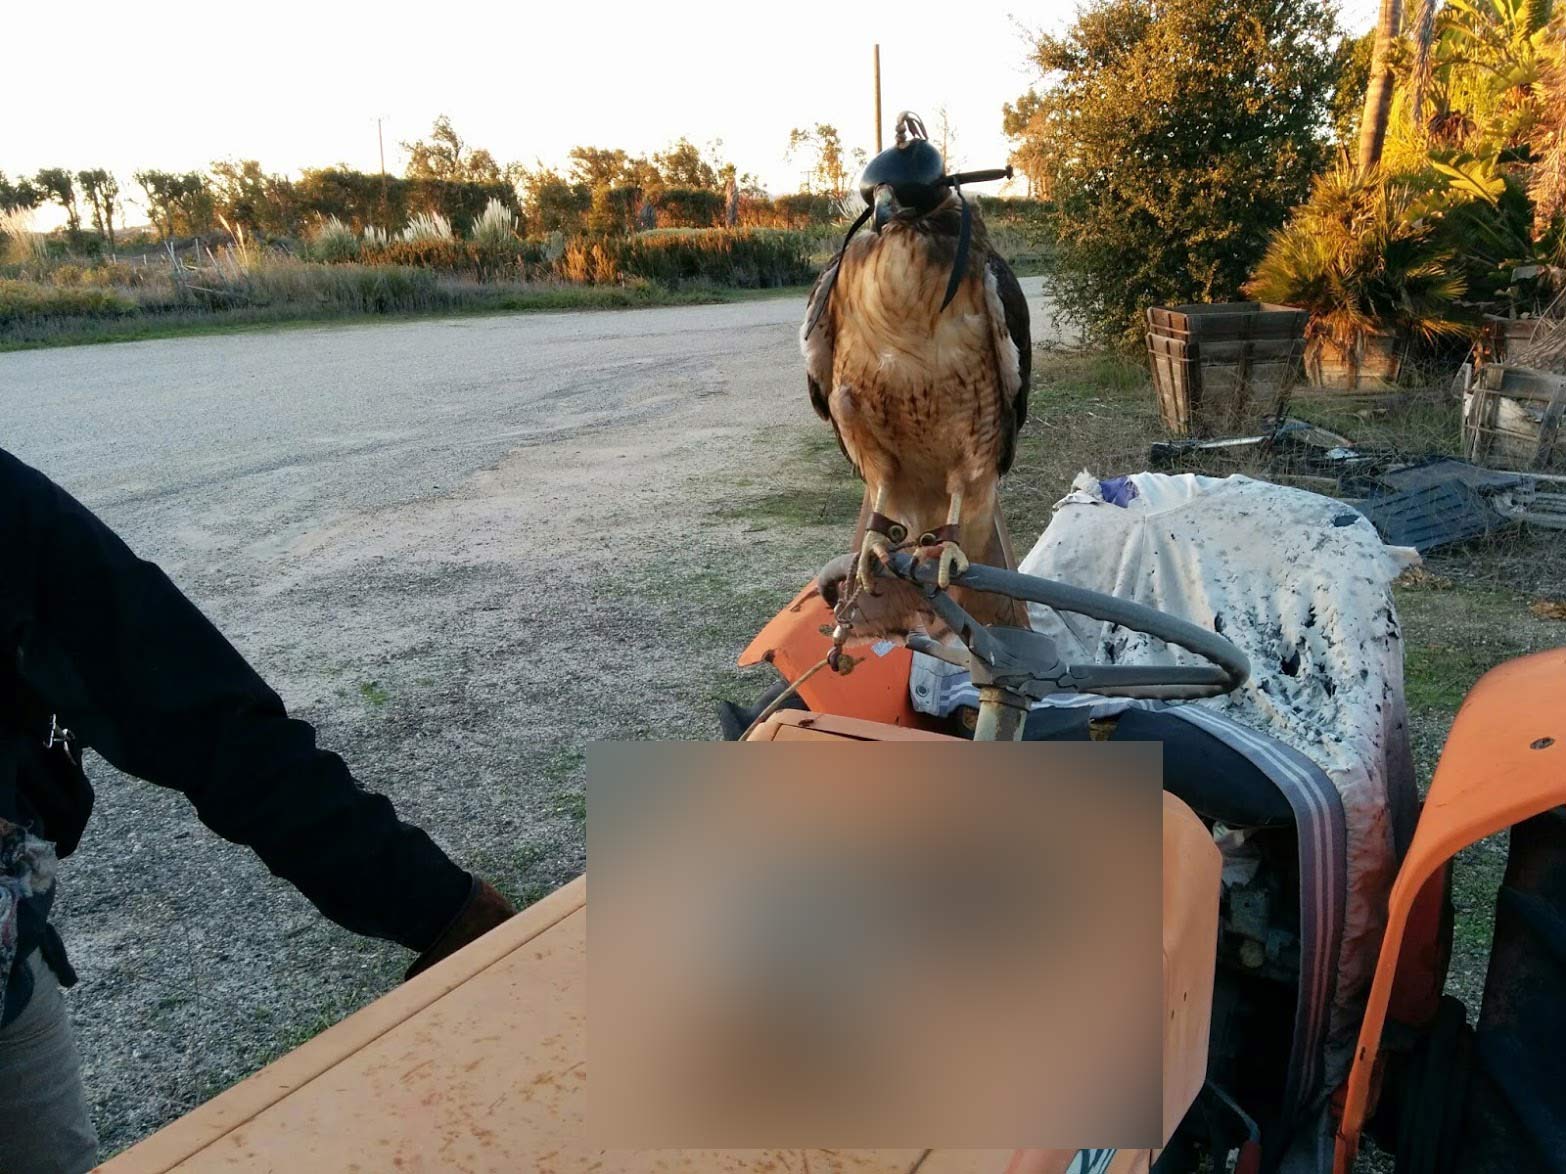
xmin=1246 ymin=164 xmax=1467 ymax=386
xmin=1358 ymin=0 xmax=1406 ymax=172
xmin=1359 ymin=0 xmax=1448 ymax=170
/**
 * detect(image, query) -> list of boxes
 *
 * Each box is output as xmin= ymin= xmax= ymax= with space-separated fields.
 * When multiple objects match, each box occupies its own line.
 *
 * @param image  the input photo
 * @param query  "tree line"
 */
xmin=0 ymin=116 xmax=862 ymax=251
xmin=1002 ymin=0 xmax=1566 ymax=347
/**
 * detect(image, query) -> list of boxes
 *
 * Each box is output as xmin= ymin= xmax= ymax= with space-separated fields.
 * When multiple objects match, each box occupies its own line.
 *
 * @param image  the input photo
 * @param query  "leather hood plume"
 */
xmin=859 ymin=113 xmax=947 ymax=215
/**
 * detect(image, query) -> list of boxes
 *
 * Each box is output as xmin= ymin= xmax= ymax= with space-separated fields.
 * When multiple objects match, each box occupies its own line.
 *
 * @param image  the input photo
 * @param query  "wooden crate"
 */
xmin=1148 ymin=302 xmax=1309 ymax=343
xmin=1146 ymin=321 xmax=1305 ymax=438
xmin=1306 ymin=331 xmax=1404 ymax=390
xmin=1464 ymin=365 xmax=1566 ymax=471
xmin=1147 ymin=332 xmax=1195 ymax=436
xmin=1479 ymin=315 xmax=1547 ymax=365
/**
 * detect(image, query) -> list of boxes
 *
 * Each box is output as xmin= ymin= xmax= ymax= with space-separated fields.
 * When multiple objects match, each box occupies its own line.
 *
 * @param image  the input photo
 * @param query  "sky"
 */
xmin=8 ymin=0 xmax=1385 ymax=229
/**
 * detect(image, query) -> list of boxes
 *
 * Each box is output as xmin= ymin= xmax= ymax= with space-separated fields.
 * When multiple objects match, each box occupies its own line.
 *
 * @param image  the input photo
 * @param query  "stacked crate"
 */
xmin=1146 ymin=302 xmax=1308 ymax=437
xmin=1464 ymin=364 xmax=1566 ymax=472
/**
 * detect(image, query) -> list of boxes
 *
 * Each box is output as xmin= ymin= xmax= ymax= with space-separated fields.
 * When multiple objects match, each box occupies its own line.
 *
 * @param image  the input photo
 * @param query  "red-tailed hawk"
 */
xmin=801 ymin=113 xmax=1031 ymax=637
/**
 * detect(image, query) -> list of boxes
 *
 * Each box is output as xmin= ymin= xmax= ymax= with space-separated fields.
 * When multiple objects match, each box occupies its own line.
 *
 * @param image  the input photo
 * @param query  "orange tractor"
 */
xmin=725 ymin=543 xmax=1566 ymax=1174
xmin=104 ymin=534 xmax=1563 ymax=1173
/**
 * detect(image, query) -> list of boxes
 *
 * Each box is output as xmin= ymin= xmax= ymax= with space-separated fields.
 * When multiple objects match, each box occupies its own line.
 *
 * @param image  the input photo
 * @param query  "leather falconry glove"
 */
xmin=404 ymin=876 xmax=518 ymax=980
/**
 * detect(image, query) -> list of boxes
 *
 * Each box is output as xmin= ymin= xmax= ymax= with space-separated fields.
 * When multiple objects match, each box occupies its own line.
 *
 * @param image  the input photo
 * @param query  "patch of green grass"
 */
xmin=516 ymin=880 xmax=555 ymax=907
xmin=513 ymin=840 xmax=550 ymax=872
xmin=1290 ymin=387 xmax=1461 ymax=458
xmin=554 ymin=788 xmax=587 ymax=824
xmin=1395 ymin=585 xmax=1559 ymax=726
xmin=796 ymin=428 xmax=851 ymax=465
xmin=708 ymin=428 xmax=861 ymax=533
xmin=540 ymin=746 xmax=585 ymax=780
xmin=711 ymin=483 xmax=862 ymax=530
xmin=357 ymin=680 xmax=390 ymax=707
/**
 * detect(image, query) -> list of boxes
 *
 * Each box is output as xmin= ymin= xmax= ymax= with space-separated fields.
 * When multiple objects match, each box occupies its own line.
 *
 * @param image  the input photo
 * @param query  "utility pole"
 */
xmin=376 ymin=116 xmax=389 ymax=232
xmin=873 ymin=44 xmax=883 ymax=153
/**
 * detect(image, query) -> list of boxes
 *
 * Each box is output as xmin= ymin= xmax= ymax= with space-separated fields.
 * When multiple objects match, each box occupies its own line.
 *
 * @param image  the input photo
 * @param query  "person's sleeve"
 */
xmin=2 ymin=450 xmax=472 ymax=952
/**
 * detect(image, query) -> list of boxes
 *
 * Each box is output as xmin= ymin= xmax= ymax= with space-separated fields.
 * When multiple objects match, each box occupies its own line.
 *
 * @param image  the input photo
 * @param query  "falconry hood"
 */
xmin=804 ymin=111 xmax=1014 ymax=338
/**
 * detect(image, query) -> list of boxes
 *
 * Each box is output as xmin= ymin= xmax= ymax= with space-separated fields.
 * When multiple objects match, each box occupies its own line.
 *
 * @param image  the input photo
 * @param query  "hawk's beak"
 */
xmin=872 ymin=185 xmax=896 ymax=233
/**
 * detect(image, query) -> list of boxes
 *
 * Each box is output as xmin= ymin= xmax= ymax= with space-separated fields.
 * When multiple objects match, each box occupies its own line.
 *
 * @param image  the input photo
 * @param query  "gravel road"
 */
xmin=0 ymin=278 xmax=1059 ymax=1155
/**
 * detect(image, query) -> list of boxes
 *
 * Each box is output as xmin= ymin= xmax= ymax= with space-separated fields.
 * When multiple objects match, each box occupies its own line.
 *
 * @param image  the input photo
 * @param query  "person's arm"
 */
xmin=1 ymin=449 xmax=511 ymax=961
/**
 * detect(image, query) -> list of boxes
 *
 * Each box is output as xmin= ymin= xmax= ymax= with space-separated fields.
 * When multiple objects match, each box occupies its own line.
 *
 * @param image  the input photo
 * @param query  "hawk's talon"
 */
xmin=857 ymin=531 xmax=894 ymax=591
xmin=918 ymin=540 xmax=969 ymax=589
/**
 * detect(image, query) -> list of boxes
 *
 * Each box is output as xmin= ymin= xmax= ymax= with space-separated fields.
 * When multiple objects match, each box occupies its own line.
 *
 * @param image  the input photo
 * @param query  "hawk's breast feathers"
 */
xmin=800 ymin=200 xmax=1031 ymax=481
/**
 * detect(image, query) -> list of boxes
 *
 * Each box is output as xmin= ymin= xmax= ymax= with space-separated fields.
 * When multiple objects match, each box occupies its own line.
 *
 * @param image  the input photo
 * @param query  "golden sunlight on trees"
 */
xmin=134 ymin=170 xmax=216 ymax=241
xmin=33 ymin=169 xmax=81 ymax=236
xmin=1010 ymin=0 xmax=1343 ymax=346
xmin=1246 ymin=0 xmax=1566 ymax=378
xmin=76 ymin=169 xmax=120 ymax=250
xmin=402 ymin=115 xmax=503 ymax=185
xmin=1000 ymin=91 xmax=1051 ymax=199
xmin=785 ymin=124 xmax=863 ymax=202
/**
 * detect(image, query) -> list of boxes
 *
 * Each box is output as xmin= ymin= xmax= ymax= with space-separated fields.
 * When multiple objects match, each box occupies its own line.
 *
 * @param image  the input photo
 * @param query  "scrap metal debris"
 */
xmin=1148 ymin=418 xmax=1564 ymax=552
xmin=1350 ymin=480 xmax=1505 ymax=554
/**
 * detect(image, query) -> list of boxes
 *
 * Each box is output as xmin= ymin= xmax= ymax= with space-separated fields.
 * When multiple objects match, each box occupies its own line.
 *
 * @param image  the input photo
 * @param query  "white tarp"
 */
xmin=1016 ymin=471 xmax=1420 ymax=1075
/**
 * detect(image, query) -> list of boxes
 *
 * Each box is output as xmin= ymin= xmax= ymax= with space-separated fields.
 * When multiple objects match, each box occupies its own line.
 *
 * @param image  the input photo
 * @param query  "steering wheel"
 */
xmin=831 ymin=551 xmax=1249 ymax=702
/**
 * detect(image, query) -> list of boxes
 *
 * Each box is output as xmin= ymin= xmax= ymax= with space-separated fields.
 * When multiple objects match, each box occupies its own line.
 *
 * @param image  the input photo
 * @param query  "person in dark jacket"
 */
xmin=0 ymin=447 xmax=517 ymax=1173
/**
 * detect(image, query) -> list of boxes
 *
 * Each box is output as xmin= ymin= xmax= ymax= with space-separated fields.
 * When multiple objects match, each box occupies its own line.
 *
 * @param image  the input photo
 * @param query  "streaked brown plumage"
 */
xmin=801 ymin=188 xmax=1031 ymax=638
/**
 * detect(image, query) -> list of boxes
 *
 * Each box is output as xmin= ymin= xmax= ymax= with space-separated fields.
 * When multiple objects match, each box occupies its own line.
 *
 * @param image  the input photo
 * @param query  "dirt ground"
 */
xmin=0 ymin=286 xmax=1068 ymax=1155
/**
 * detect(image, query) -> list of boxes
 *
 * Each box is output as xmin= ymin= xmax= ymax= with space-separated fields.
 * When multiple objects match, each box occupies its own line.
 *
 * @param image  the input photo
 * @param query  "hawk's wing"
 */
xmin=984 ymin=253 xmax=1032 ymax=475
xmin=800 ymin=257 xmax=858 ymax=475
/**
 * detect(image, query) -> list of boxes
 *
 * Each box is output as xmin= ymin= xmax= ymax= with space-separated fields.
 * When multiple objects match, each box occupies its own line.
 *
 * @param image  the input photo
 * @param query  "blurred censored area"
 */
xmin=588 ymin=742 xmax=1163 ymax=1150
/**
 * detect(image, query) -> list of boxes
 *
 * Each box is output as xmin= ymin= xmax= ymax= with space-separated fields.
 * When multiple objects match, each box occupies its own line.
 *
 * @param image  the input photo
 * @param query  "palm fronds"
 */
xmin=1246 ymin=164 xmax=1467 ymax=349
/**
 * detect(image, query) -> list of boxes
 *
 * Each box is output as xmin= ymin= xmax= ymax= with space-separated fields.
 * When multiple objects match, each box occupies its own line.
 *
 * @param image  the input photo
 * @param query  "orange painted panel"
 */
xmin=1334 ymin=648 xmax=1566 ymax=1171
xmin=752 ymin=710 xmax=962 ymax=743
xmin=739 ymin=582 xmax=924 ymax=728
xmin=101 ymin=876 xmax=936 ymax=1174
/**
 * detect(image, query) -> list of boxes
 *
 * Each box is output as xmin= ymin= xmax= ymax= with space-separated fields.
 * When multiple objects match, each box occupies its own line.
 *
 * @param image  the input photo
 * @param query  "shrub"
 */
xmin=1425 ymin=160 xmax=1560 ymax=318
xmin=0 ymin=208 xmax=46 ymax=266
xmin=557 ymin=240 xmax=620 ymax=285
xmin=1246 ymin=165 xmax=1466 ymax=357
xmin=770 ymin=192 xmax=838 ymax=228
xmin=0 ymin=278 xmax=135 ymax=325
xmin=242 ymin=262 xmax=447 ymax=315
xmin=1015 ymin=0 xmax=1342 ymax=346
xmin=652 ymin=188 xmax=724 ymax=228
xmin=469 ymin=198 xmax=518 ymax=251
xmin=307 ymin=215 xmax=360 ymax=262
xmin=604 ymin=228 xmax=814 ymax=288
xmin=365 ymin=237 xmax=475 ymax=271
xmin=401 ymin=211 xmax=454 ymax=244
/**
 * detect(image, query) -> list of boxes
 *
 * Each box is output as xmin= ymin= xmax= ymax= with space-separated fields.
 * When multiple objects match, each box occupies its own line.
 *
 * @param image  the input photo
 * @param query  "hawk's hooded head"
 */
xmin=860 ymin=112 xmax=950 ymax=233
xmin=802 ymin=110 xmax=1014 ymax=338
